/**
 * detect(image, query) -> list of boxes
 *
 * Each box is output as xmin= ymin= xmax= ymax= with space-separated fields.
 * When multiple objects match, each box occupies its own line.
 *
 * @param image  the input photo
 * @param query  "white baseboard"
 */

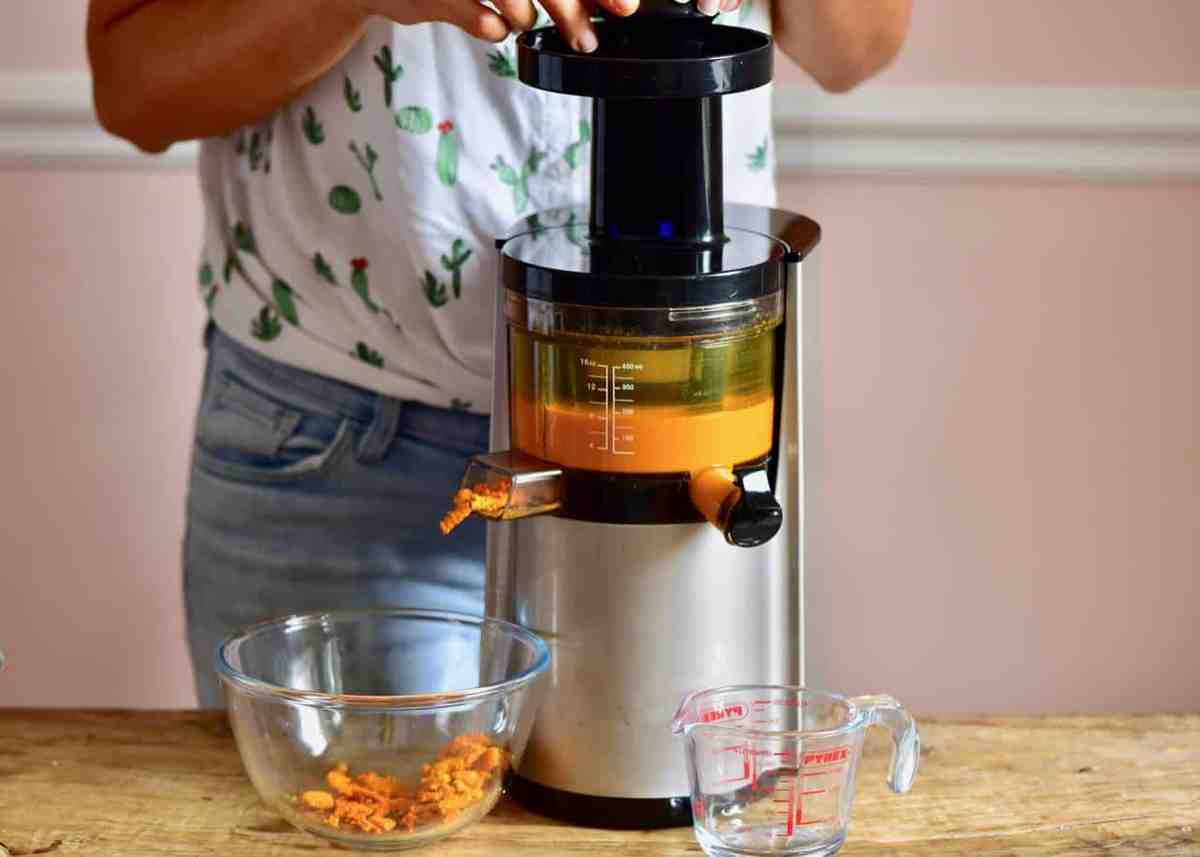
xmin=2 ymin=71 xmax=1198 ymax=180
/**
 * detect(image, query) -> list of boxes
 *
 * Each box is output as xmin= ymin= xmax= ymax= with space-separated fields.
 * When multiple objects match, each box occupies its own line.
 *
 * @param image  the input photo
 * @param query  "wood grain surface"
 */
xmin=0 ymin=711 xmax=1197 ymax=856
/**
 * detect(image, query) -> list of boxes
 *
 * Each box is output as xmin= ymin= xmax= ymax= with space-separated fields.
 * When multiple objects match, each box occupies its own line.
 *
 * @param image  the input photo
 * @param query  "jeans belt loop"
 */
xmin=356 ymin=395 xmax=404 ymax=464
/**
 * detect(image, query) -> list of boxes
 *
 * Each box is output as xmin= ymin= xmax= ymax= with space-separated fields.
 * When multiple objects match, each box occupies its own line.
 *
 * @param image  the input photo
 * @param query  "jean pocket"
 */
xmin=193 ymin=370 xmax=354 ymax=484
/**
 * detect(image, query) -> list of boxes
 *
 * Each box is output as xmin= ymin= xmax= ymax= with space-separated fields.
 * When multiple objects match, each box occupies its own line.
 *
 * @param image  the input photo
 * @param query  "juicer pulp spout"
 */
xmin=440 ymin=452 xmax=564 ymax=535
xmin=689 ymin=466 xmax=783 ymax=548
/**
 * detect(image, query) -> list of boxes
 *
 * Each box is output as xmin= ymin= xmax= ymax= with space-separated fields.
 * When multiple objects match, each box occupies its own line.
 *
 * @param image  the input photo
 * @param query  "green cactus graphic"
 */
xmin=228 ymin=224 xmax=304 ymax=328
xmin=272 ymin=279 xmax=299 ymax=326
xmin=199 ymin=263 xmax=217 ymax=310
xmin=436 ymin=121 xmax=461 ymax=187
xmin=350 ymin=141 xmax=382 ymax=202
xmin=329 ymin=185 xmax=363 ymax=215
xmin=248 ymin=131 xmax=265 ymax=171
xmin=492 ymin=148 xmax=546 ymax=214
xmin=344 ymin=75 xmax=363 ymax=113
xmin=314 ymin=253 xmax=337 ymax=285
xmin=395 ymin=106 xmax=433 ymax=134
xmin=562 ymin=120 xmax=592 ymax=170
xmin=251 ymin=306 xmax=283 ymax=342
xmin=525 ymin=213 xmax=547 ymax=240
xmin=747 ymin=137 xmax=768 ymax=172
xmin=223 ymin=249 xmax=239 ymax=283
xmin=565 ymin=212 xmax=589 ymax=251
xmin=422 ymin=271 xmax=449 ymax=308
xmin=373 ymin=46 xmax=403 ymax=107
xmin=350 ymin=258 xmax=380 ymax=313
xmin=235 ymin=124 xmax=273 ymax=171
xmin=302 ymin=107 xmax=325 ymax=145
xmin=352 ymin=342 xmax=385 ymax=368
xmin=488 ymin=46 xmax=517 ymax=78
xmin=233 ymin=222 xmax=256 ymax=253
xmin=440 ymin=238 xmax=473 ymax=299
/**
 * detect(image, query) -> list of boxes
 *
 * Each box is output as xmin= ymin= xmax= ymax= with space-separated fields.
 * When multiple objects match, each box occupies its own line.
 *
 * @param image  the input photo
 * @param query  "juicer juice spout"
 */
xmin=441 ymin=452 xmax=563 ymax=535
xmin=689 ymin=465 xmax=783 ymax=548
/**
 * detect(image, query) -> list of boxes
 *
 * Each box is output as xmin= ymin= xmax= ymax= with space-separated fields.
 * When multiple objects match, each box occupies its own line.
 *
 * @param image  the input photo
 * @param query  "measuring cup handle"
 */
xmin=849 ymin=694 xmax=920 ymax=794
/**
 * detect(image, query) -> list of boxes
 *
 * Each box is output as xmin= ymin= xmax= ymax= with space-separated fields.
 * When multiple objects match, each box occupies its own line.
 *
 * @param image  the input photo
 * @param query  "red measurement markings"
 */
xmin=716 ymin=744 xmax=773 ymax=786
xmin=717 ymin=743 xmax=750 ymax=784
xmin=786 ymin=774 xmax=797 ymax=835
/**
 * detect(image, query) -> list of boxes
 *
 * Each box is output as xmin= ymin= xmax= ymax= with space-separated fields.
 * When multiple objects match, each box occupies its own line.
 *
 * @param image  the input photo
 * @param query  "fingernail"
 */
xmin=576 ymin=27 xmax=599 ymax=53
xmin=698 ymin=0 xmax=721 ymax=16
xmin=720 ymin=0 xmax=740 ymax=11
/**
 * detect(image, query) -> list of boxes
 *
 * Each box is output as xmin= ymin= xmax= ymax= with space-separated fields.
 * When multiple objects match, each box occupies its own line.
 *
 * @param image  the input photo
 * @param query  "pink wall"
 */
xmin=0 ymin=2 xmax=1197 ymax=712
xmin=775 ymin=0 xmax=1200 ymax=87
xmin=0 ymin=170 xmax=205 ymax=708
xmin=791 ymin=177 xmax=1199 ymax=713
xmin=0 ymin=2 xmax=88 ymax=69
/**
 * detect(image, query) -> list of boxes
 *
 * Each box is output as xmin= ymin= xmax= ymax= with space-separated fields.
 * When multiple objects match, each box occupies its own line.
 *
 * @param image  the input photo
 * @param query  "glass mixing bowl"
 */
xmin=218 ymin=610 xmax=551 ymax=851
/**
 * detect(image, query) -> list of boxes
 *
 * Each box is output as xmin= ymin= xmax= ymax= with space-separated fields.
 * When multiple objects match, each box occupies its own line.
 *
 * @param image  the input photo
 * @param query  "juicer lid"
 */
xmin=498 ymin=206 xmax=789 ymax=308
xmin=517 ymin=22 xmax=773 ymax=99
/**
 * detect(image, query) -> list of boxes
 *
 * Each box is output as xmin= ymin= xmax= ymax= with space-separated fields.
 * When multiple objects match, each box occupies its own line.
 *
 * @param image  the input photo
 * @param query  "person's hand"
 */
xmin=351 ymin=0 xmax=743 ymax=54
xmin=348 ymin=0 xmax=621 ymax=52
xmin=699 ymin=0 xmax=743 ymax=15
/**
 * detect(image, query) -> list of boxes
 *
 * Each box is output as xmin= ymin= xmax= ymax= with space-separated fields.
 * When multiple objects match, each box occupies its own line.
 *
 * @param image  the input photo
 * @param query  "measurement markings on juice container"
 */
xmin=583 ymin=358 xmax=610 ymax=453
xmin=610 ymin=362 xmax=642 ymax=456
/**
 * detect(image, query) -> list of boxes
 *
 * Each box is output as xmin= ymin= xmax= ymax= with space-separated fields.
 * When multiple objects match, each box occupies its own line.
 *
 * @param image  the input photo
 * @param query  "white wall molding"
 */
xmin=773 ymin=85 xmax=1200 ymax=180
xmin=2 ymin=71 xmax=1199 ymax=180
xmin=0 ymin=72 xmax=197 ymax=167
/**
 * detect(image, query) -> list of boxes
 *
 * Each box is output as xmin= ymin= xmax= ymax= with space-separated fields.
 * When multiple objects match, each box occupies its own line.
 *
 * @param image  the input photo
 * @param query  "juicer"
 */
xmin=447 ymin=0 xmax=822 ymax=828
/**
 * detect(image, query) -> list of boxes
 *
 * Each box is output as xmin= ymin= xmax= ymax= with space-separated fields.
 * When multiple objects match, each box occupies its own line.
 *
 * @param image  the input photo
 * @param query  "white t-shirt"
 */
xmin=197 ymin=7 xmax=777 ymax=413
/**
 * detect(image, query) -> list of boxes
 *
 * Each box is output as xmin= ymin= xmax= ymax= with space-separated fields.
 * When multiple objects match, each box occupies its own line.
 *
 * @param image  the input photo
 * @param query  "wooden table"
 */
xmin=0 ymin=711 xmax=1197 ymax=856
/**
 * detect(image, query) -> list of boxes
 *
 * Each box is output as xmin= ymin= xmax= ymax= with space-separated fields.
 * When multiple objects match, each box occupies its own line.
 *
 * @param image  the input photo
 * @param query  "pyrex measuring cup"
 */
xmin=672 ymin=686 xmax=919 ymax=857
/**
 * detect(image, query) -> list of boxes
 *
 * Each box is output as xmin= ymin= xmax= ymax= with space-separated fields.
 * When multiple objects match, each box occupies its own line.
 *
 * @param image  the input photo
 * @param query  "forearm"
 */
xmin=88 ymin=0 xmax=367 ymax=152
xmin=772 ymin=0 xmax=912 ymax=93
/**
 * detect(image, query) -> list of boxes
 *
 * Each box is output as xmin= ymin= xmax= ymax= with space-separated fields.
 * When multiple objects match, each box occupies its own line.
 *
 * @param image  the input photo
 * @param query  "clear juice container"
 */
xmin=506 ymin=292 xmax=781 ymax=476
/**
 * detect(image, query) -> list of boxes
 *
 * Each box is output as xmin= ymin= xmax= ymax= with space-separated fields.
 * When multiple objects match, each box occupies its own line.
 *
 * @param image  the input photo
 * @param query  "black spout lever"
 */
xmin=725 ymin=468 xmax=783 ymax=548
xmin=689 ymin=466 xmax=783 ymax=548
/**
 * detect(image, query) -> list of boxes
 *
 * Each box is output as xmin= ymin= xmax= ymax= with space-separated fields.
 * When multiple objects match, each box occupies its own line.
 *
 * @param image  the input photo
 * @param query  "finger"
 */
xmin=592 ymin=0 xmax=639 ymax=17
xmin=720 ymin=0 xmax=742 ymax=11
xmin=492 ymin=0 xmax=539 ymax=31
xmin=696 ymin=0 xmax=720 ymax=16
xmin=431 ymin=1 xmax=511 ymax=42
xmin=540 ymin=0 xmax=599 ymax=52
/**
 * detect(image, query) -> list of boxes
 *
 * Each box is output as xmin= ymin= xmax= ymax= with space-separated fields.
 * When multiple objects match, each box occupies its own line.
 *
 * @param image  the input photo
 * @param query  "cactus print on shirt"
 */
xmin=197 ymin=10 xmax=778 ymax=412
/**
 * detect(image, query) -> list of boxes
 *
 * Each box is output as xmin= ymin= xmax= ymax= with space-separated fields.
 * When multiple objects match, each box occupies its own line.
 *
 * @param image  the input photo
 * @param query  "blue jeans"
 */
xmin=184 ymin=327 xmax=488 ymax=708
